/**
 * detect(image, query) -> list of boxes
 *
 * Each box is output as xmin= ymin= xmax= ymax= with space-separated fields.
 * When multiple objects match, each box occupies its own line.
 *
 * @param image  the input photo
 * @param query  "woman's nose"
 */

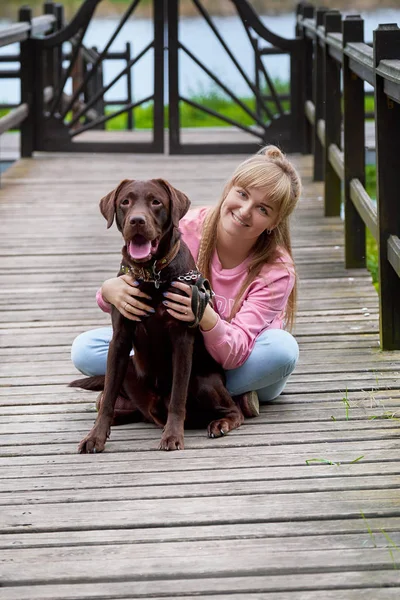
xmin=239 ymin=205 xmax=252 ymax=219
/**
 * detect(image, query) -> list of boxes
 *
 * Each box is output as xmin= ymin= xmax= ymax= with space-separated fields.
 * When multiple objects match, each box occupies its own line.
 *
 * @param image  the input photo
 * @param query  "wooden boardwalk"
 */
xmin=0 ymin=149 xmax=400 ymax=599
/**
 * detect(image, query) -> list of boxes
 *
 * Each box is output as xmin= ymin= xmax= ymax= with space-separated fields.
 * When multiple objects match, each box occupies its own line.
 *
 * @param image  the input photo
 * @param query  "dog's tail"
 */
xmin=69 ymin=375 xmax=105 ymax=391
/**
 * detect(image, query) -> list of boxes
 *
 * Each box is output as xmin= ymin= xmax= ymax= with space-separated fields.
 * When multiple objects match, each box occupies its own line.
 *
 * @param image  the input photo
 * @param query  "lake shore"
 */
xmin=1 ymin=0 xmax=399 ymax=21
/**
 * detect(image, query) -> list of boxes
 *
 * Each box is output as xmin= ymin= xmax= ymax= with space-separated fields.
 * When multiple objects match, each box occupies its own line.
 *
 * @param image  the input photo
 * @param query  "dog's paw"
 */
xmin=159 ymin=432 xmax=184 ymax=451
xmin=207 ymin=419 xmax=233 ymax=438
xmin=78 ymin=428 xmax=109 ymax=454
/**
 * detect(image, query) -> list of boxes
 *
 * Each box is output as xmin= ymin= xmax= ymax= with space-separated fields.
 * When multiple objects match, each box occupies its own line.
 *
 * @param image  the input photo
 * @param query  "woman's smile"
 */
xmin=231 ymin=211 xmax=250 ymax=227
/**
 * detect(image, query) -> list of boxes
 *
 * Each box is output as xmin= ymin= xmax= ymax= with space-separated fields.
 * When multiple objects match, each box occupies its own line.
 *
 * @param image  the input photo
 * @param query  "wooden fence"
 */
xmin=296 ymin=2 xmax=400 ymax=351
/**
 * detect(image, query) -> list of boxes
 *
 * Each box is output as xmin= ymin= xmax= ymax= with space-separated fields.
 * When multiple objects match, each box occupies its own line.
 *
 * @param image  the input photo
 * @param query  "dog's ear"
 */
xmin=99 ymin=179 xmax=132 ymax=229
xmin=154 ymin=179 xmax=191 ymax=228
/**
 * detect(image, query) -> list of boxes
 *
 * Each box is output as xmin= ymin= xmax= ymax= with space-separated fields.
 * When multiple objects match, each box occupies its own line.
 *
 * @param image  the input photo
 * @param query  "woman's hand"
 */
xmin=162 ymin=281 xmax=195 ymax=324
xmin=163 ymin=281 xmax=218 ymax=331
xmin=101 ymin=274 xmax=154 ymax=322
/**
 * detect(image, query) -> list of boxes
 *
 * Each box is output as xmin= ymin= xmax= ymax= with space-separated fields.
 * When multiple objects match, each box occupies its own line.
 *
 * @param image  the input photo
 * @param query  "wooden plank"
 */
xmin=2 ymin=474 xmax=400 ymax=506
xmin=0 ymin=571 xmax=398 ymax=600
xmin=0 ymin=438 xmax=397 ymax=458
xmin=1 ymin=460 xmax=400 ymax=488
xmin=0 ymin=542 xmax=399 ymax=586
xmin=0 ymin=577 xmax=399 ymax=600
xmin=0 ymin=446 xmax=399 ymax=473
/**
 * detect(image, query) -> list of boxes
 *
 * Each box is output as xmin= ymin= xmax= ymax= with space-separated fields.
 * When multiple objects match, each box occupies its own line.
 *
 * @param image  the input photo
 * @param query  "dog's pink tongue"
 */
xmin=128 ymin=238 xmax=152 ymax=260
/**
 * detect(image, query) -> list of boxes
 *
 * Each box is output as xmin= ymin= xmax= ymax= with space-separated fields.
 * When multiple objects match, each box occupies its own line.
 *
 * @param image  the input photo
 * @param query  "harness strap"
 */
xmin=187 ymin=275 xmax=214 ymax=328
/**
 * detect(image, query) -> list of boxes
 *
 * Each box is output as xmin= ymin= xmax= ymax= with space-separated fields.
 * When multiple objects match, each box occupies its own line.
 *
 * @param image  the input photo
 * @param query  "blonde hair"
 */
xmin=197 ymin=145 xmax=302 ymax=330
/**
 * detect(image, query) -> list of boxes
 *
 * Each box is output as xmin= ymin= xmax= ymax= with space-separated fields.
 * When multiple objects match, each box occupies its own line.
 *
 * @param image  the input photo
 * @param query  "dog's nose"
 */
xmin=130 ymin=215 xmax=146 ymax=226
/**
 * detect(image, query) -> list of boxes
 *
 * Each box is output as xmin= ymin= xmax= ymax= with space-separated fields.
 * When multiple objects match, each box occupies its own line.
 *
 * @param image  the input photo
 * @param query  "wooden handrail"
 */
xmin=0 ymin=88 xmax=53 ymax=136
xmin=316 ymin=119 xmax=325 ymax=146
xmin=0 ymin=15 xmax=55 ymax=49
xmin=0 ymin=104 xmax=28 ymax=135
xmin=304 ymin=100 xmax=315 ymax=125
xmin=388 ymin=235 xmax=400 ymax=278
xmin=328 ymin=144 xmax=344 ymax=181
xmin=296 ymin=4 xmax=400 ymax=349
xmin=349 ymin=179 xmax=378 ymax=241
xmin=0 ymin=23 xmax=30 ymax=48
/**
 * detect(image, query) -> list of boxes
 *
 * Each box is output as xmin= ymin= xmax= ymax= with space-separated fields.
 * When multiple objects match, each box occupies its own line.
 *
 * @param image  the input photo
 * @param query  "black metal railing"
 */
xmin=0 ymin=42 xmax=135 ymax=130
xmin=296 ymin=1 xmax=400 ymax=350
xmin=167 ymin=0 xmax=307 ymax=154
xmin=1 ymin=0 xmax=165 ymax=154
xmin=1 ymin=0 xmax=308 ymax=155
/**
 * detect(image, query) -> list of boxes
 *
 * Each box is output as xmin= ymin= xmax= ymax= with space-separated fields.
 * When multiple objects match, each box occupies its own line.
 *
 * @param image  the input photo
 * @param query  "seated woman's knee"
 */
xmin=277 ymin=330 xmax=299 ymax=373
xmin=71 ymin=331 xmax=98 ymax=376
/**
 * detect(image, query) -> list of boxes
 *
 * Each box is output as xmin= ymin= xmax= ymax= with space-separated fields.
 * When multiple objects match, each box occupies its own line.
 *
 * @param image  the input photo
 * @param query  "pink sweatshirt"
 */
xmin=97 ymin=207 xmax=295 ymax=370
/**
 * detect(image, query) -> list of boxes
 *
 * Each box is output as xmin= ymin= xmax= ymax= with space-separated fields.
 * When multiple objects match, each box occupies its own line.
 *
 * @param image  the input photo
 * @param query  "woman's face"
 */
xmin=219 ymin=185 xmax=278 ymax=242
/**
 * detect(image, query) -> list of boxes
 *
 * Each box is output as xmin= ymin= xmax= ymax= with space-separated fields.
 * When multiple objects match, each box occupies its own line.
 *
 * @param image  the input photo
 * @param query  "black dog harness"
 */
xmin=120 ymin=246 xmax=214 ymax=328
xmin=176 ymin=271 xmax=214 ymax=328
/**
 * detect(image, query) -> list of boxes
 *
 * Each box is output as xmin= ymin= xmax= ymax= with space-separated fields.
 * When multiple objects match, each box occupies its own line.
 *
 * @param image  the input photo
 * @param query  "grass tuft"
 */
xmin=360 ymin=510 xmax=400 ymax=569
xmin=342 ymin=387 xmax=350 ymax=420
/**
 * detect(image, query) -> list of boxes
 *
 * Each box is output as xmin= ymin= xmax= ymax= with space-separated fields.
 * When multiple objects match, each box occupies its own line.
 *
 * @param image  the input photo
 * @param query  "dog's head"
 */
xmin=99 ymin=179 xmax=190 ymax=264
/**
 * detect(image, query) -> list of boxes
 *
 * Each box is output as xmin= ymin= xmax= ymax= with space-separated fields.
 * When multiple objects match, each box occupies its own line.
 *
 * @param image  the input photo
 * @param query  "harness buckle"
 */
xmin=152 ymin=263 xmax=162 ymax=289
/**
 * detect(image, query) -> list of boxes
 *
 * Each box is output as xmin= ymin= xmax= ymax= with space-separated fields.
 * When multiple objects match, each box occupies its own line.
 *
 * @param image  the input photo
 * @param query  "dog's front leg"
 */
xmin=159 ymin=329 xmax=194 ymax=451
xmin=78 ymin=315 xmax=133 ymax=454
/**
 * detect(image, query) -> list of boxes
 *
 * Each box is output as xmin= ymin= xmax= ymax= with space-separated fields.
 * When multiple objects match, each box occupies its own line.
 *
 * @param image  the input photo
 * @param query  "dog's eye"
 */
xmin=121 ymin=198 xmax=129 ymax=206
xmin=152 ymin=199 xmax=162 ymax=206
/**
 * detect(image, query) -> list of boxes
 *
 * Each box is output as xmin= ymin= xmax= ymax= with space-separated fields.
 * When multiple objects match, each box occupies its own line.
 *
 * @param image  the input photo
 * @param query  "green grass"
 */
xmin=365 ymin=94 xmax=374 ymax=115
xmin=360 ymin=510 xmax=399 ymax=568
xmin=104 ymin=80 xmax=290 ymax=130
xmin=365 ymin=164 xmax=378 ymax=289
xmin=342 ymin=387 xmax=350 ymax=420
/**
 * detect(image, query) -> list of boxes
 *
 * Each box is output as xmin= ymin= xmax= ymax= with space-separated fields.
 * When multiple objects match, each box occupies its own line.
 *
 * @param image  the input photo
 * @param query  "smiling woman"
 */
xmin=218 ymin=186 xmax=276 ymax=262
xmin=71 ymin=145 xmax=302 ymax=420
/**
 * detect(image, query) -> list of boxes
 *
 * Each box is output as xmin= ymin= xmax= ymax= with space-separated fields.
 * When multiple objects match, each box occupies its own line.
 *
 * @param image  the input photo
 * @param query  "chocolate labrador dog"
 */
xmin=72 ymin=179 xmax=243 ymax=453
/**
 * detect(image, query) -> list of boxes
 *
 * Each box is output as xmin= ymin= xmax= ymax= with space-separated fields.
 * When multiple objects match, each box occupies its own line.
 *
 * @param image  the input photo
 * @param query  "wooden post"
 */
xmin=312 ymin=8 xmax=327 ymax=181
xmin=126 ymin=42 xmax=134 ymax=130
xmin=43 ymin=2 xmax=56 ymax=91
xmin=19 ymin=6 xmax=35 ymax=158
xmin=54 ymin=3 xmax=64 ymax=90
xmin=70 ymin=48 xmax=84 ymax=130
xmin=168 ymin=0 xmax=180 ymax=154
xmin=297 ymin=2 xmax=314 ymax=155
xmin=153 ymin=0 xmax=164 ymax=152
xmin=323 ymin=11 xmax=342 ymax=217
xmin=374 ymin=24 xmax=400 ymax=349
xmin=342 ymin=15 xmax=366 ymax=268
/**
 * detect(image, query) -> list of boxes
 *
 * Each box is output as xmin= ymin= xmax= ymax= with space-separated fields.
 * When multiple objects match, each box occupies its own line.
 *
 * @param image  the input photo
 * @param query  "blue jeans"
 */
xmin=71 ymin=327 xmax=299 ymax=402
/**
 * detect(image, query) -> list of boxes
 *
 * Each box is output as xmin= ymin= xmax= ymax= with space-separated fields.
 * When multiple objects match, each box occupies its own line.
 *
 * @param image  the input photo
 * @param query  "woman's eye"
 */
xmin=237 ymin=189 xmax=247 ymax=198
xmin=259 ymin=206 xmax=268 ymax=215
xmin=121 ymin=198 xmax=129 ymax=206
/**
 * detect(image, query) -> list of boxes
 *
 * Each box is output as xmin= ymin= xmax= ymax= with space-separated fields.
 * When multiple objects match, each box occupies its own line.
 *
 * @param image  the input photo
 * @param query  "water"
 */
xmin=0 ymin=8 xmax=399 ymax=105
xmin=0 ymin=161 xmax=14 ymax=174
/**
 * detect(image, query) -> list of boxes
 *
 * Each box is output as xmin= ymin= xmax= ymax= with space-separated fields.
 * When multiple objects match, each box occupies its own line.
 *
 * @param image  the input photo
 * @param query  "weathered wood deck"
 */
xmin=0 ymin=147 xmax=400 ymax=598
